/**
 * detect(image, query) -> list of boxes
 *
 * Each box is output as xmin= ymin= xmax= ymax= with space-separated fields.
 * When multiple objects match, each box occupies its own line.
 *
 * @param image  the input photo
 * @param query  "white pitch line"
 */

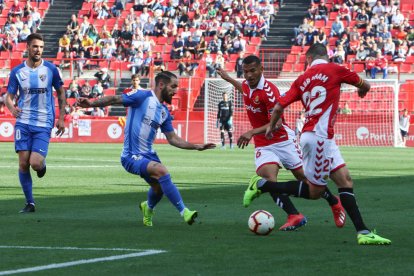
xmin=0 ymin=165 xmax=119 ymax=169
xmin=0 ymin=245 xmax=151 ymax=252
xmin=0 ymin=250 xmax=166 ymax=275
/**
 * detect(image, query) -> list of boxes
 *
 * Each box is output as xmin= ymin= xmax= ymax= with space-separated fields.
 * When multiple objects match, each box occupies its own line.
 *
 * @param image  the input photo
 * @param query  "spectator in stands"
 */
xmin=79 ymin=16 xmax=91 ymax=37
xmin=153 ymin=52 xmax=165 ymax=72
xmin=235 ymin=51 xmax=244 ymax=78
xmin=178 ymin=50 xmax=198 ymax=76
xmin=338 ymin=3 xmax=351 ymax=27
xmin=154 ymin=17 xmax=165 ymax=37
xmin=76 ymin=50 xmax=90 ymax=76
xmin=303 ymin=26 xmax=317 ymax=46
xmin=370 ymin=13 xmax=381 ymax=32
xmin=0 ymin=37 xmax=12 ymax=51
xmin=143 ymin=17 xmax=155 ymax=36
xmin=332 ymin=45 xmax=345 ymax=64
xmin=14 ymin=15 xmax=24 ymax=32
xmin=94 ymin=67 xmax=111 ymax=89
xmin=356 ymin=44 xmax=369 ymax=61
xmin=129 ymin=74 xmax=143 ymax=90
xmin=80 ymin=35 xmax=94 ymax=57
xmin=393 ymin=40 xmax=408 ymax=62
xmin=315 ymin=1 xmax=329 ymax=26
xmin=214 ymin=51 xmax=225 ymax=76
xmin=331 ymin=17 xmax=345 ymax=38
xmin=243 ymin=18 xmax=256 ymax=38
xmin=177 ymin=8 xmax=190 ymax=29
xmin=390 ymin=9 xmax=404 ymax=30
xmin=184 ymin=36 xmax=198 ymax=58
xmin=141 ymin=51 xmax=153 ymax=76
xmin=395 ymin=25 xmax=408 ymax=46
xmin=111 ymin=0 xmax=125 ymax=17
xmin=355 ymin=8 xmax=369 ymax=28
xmin=196 ymin=36 xmax=207 ymax=58
xmin=7 ymin=25 xmax=19 ymax=45
xmin=9 ymin=0 xmax=22 ymax=18
xmin=59 ymin=50 xmax=71 ymax=70
xmin=3 ymin=15 xmax=13 ymax=33
xmin=90 ymin=82 xmax=104 ymax=98
xmin=91 ymin=107 xmax=105 ymax=117
xmin=314 ymin=27 xmax=327 ymax=46
xmin=171 ymin=35 xmax=184 ymax=59
xmin=399 ymin=109 xmax=410 ymax=147
xmin=256 ymin=16 xmax=268 ymax=40
xmin=0 ymin=0 xmax=4 ymax=15
xmin=376 ymin=36 xmax=385 ymax=52
xmin=361 ymin=24 xmax=376 ymax=40
xmin=383 ymin=37 xmax=395 ymax=56
xmin=205 ymin=50 xmax=215 ymax=77
xmin=67 ymin=14 xmax=80 ymax=36
xmin=90 ymin=42 xmax=102 ymax=59
xmin=164 ymin=18 xmax=178 ymax=37
xmin=87 ymin=24 xmax=99 ymax=43
xmin=58 ymin=34 xmax=71 ymax=53
xmin=371 ymin=51 xmax=388 ymax=79
xmin=372 ymin=0 xmax=386 ymax=17
xmin=66 ymin=77 xmax=81 ymax=99
xmin=19 ymin=24 xmax=31 ymax=42
xmin=341 ymin=102 xmax=352 ymax=115
xmin=79 ymin=80 xmax=92 ymax=98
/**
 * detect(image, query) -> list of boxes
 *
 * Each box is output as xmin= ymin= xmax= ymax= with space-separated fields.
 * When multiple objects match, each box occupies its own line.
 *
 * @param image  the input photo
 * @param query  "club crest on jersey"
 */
xmin=39 ymin=74 xmax=46 ymax=82
xmin=253 ymin=95 xmax=260 ymax=104
xmin=161 ymin=109 xmax=167 ymax=120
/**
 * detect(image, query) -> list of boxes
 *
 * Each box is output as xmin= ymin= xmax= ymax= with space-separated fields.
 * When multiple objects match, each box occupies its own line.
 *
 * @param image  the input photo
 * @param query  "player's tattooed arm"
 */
xmin=77 ymin=95 xmax=123 ymax=108
xmin=165 ymin=131 xmax=216 ymax=151
xmin=356 ymin=78 xmax=370 ymax=98
xmin=216 ymin=68 xmax=243 ymax=94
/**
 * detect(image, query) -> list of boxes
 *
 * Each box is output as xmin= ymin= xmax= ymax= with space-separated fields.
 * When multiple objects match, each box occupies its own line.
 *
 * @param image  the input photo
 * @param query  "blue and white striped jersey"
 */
xmin=7 ymin=60 xmax=63 ymax=129
xmin=121 ymin=89 xmax=174 ymax=156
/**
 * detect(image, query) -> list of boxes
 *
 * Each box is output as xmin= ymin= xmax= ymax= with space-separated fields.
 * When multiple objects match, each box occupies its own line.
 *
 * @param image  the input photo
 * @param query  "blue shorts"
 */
xmin=14 ymin=123 xmax=52 ymax=157
xmin=121 ymin=152 xmax=161 ymax=184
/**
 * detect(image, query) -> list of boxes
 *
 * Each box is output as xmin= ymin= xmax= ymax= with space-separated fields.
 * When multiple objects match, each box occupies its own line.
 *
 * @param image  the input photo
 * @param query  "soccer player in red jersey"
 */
xmin=249 ymin=43 xmax=391 ymax=244
xmin=217 ymin=55 xmax=346 ymax=231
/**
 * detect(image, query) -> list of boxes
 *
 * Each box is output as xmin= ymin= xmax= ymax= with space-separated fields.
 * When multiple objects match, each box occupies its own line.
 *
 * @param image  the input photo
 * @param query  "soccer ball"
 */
xmin=248 ymin=210 xmax=275 ymax=235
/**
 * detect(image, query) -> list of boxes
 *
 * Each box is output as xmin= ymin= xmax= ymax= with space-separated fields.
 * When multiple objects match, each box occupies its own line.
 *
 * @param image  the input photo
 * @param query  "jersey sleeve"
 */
xmin=51 ymin=65 xmax=64 ymax=90
xmin=7 ymin=68 xmax=19 ymax=95
xmin=160 ymin=106 xmax=174 ymax=133
xmin=121 ymin=89 xmax=148 ymax=107
xmin=278 ymin=79 xmax=302 ymax=108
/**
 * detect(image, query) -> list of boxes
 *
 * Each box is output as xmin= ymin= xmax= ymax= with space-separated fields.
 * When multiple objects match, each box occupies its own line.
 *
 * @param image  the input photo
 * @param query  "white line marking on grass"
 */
xmin=0 ymin=245 xmax=153 ymax=252
xmin=0 ymin=165 xmax=119 ymax=169
xmin=0 ymin=248 xmax=165 ymax=275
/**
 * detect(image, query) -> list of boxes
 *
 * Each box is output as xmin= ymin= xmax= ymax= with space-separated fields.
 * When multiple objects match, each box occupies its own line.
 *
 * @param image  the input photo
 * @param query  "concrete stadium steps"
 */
xmin=38 ymin=0 xmax=84 ymax=58
xmin=261 ymin=0 xmax=309 ymax=49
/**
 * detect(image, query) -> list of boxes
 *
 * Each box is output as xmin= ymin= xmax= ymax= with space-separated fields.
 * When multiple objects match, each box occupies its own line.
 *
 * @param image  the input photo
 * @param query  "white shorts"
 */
xmin=300 ymin=132 xmax=345 ymax=186
xmin=254 ymin=139 xmax=303 ymax=173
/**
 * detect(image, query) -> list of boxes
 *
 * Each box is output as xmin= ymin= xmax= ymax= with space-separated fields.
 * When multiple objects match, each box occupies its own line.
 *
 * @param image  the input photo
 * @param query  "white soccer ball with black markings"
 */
xmin=248 ymin=210 xmax=275 ymax=235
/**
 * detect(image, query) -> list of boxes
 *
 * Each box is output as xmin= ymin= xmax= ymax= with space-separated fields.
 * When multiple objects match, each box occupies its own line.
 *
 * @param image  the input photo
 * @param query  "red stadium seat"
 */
xmin=282 ymin=63 xmax=293 ymax=72
xmin=285 ymin=54 xmax=297 ymax=63
xmin=353 ymin=63 xmax=365 ymax=73
xmin=399 ymin=63 xmax=412 ymax=74
xmin=293 ymin=63 xmax=305 ymax=72
xmin=290 ymin=46 xmax=301 ymax=54
xmin=249 ymin=36 xmax=261 ymax=46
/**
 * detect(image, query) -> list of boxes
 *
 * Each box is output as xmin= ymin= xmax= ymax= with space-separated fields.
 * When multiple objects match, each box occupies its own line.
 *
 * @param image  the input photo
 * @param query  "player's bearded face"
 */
xmin=28 ymin=39 xmax=44 ymax=62
xmin=161 ymin=79 xmax=178 ymax=104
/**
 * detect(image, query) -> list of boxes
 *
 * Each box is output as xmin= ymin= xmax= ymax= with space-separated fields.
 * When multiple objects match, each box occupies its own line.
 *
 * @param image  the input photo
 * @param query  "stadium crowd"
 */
xmin=292 ymin=0 xmax=414 ymax=78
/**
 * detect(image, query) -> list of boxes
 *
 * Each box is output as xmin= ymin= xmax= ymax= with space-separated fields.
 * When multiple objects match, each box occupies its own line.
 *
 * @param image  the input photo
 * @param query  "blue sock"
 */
xmin=18 ymin=170 xmax=34 ymax=204
xmin=158 ymin=174 xmax=185 ymax=213
xmin=147 ymin=187 xmax=163 ymax=209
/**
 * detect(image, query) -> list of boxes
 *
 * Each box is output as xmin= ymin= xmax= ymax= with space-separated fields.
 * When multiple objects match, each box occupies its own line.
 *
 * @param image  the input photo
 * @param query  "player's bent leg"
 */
xmin=17 ymin=151 xmax=35 ymax=208
xmin=243 ymin=175 xmax=263 ymax=207
xmin=30 ymin=152 xmax=47 ymax=178
xmin=139 ymin=201 xmax=154 ymax=226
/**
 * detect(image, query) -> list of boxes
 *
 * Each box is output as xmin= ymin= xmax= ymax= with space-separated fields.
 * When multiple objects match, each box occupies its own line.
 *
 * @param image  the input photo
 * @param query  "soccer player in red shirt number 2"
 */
xmin=245 ymin=43 xmax=390 ymax=245
xmin=217 ymin=55 xmax=346 ymax=231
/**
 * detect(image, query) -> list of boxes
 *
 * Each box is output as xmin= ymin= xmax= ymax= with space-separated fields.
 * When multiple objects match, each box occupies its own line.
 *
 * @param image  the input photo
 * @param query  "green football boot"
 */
xmin=183 ymin=208 xmax=198 ymax=225
xmin=139 ymin=201 xmax=153 ymax=227
xmin=357 ymin=230 xmax=391 ymax=245
xmin=243 ymin=175 xmax=263 ymax=207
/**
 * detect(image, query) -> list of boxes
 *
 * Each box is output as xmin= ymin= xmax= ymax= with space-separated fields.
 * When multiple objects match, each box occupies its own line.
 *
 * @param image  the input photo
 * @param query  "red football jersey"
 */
xmin=278 ymin=59 xmax=362 ymax=139
xmin=241 ymin=76 xmax=293 ymax=147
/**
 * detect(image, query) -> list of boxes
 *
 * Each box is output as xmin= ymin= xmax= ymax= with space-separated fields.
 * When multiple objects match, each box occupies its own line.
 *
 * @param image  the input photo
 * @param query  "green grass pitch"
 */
xmin=0 ymin=142 xmax=413 ymax=275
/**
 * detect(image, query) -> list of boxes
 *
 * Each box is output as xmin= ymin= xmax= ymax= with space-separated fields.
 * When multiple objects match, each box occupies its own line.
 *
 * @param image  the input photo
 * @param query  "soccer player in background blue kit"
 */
xmin=77 ymin=71 xmax=216 ymax=226
xmin=5 ymin=33 xmax=66 ymax=213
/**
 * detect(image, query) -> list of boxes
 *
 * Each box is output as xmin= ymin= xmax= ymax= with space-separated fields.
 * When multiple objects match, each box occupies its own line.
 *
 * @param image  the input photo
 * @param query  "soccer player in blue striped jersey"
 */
xmin=77 ymin=71 xmax=216 ymax=226
xmin=5 ymin=33 xmax=66 ymax=213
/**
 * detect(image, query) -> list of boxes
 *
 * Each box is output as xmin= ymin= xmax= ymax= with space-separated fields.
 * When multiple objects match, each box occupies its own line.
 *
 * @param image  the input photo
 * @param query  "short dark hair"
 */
xmin=242 ymin=55 xmax=261 ymax=66
xmin=305 ymin=43 xmax=328 ymax=59
xmin=26 ymin=33 xmax=44 ymax=45
xmin=155 ymin=71 xmax=177 ymax=86
xmin=131 ymin=74 xmax=140 ymax=80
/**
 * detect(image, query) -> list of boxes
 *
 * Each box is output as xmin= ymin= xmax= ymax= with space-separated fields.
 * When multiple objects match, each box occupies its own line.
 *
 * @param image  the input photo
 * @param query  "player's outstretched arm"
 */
xmin=216 ymin=68 xmax=243 ymax=94
xmin=55 ymin=86 xmax=67 ymax=136
xmin=77 ymin=95 xmax=123 ymax=108
xmin=356 ymin=79 xmax=370 ymax=98
xmin=265 ymin=103 xmax=284 ymax=139
xmin=165 ymin=131 xmax=216 ymax=151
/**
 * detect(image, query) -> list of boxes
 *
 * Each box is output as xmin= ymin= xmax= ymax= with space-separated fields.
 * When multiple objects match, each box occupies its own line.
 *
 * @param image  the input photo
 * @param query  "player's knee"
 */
xmin=30 ymin=161 xmax=43 ymax=171
xmin=151 ymin=164 xmax=169 ymax=179
xmin=18 ymin=160 xmax=30 ymax=171
xmin=308 ymin=185 xmax=325 ymax=199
